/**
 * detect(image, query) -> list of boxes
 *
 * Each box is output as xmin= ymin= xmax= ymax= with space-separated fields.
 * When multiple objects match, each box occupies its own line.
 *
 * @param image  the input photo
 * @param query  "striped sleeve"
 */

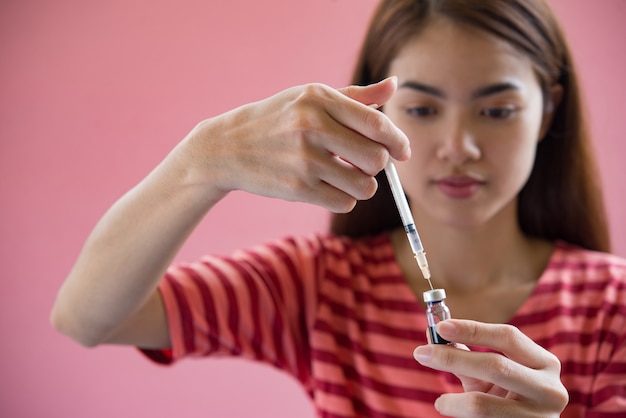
xmin=584 ymin=260 xmax=626 ymax=417
xmin=140 ymin=235 xmax=323 ymax=384
xmin=521 ymin=244 xmax=626 ymax=417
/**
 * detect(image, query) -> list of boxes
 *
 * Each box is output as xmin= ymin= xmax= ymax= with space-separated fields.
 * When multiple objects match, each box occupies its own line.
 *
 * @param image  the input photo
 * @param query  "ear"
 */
xmin=538 ymin=83 xmax=563 ymax=141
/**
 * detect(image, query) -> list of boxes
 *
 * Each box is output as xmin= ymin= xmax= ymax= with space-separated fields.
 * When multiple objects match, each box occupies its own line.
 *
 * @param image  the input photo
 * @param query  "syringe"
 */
xmin=384 ymin=160 xmax=433 ymax=290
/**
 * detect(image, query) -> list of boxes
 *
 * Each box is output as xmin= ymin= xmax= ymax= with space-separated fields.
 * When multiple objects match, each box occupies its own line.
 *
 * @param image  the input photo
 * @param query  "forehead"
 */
xmin=389 ymin=18 xmax=538 ymax=90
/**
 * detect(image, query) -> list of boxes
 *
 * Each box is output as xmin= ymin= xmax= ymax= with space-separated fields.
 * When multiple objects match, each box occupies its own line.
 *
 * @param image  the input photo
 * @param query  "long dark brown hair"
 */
xmin=330 ymin=0 xmax=610 ymax=253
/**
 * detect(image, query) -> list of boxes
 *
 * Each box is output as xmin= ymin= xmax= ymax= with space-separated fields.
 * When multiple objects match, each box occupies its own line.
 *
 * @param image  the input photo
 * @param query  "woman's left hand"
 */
xmin=413 ymin=319 xmax=569 ymax=417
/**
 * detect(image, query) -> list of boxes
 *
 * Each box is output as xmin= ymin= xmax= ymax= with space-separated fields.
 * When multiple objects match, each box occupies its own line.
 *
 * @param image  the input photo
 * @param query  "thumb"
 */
xmin=338 ymin=76 xmax=398 ymax=107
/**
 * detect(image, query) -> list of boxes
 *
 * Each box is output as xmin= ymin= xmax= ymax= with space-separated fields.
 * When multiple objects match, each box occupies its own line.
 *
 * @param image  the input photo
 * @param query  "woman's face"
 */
xmin=383 ymin=18 xmax=555 ymax=229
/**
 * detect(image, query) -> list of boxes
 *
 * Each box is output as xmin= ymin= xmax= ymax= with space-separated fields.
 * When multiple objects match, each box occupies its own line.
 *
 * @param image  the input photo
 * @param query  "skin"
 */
xmin=51 ymin=16 xmax=568 ymax=418
xmin=384 ymin=18 xmax=563 ymax=321
xmin=50 ymin=78 xmax=410 ymax=348
xmin=384 ymin=18 xmax=567 ymax=417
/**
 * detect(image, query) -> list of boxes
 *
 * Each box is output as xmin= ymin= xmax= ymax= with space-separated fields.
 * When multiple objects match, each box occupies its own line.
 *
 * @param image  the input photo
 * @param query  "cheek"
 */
xmin=466 ymin=108 xmax=541 ymax=201
xmin=487 ymin=129 xmax=539 ymax=191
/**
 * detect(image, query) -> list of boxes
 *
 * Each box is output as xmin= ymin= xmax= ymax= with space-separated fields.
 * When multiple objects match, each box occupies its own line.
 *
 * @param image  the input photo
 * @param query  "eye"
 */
xmin=406 ymin=106 xmax=437 ymax=117
xmin=481 ymin=107 xmax=515 ymax=119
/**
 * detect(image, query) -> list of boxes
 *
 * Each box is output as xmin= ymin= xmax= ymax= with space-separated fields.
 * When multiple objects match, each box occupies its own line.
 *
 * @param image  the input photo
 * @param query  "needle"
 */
xmin=383 ymin=160 xmax=433 ymax=290
xmin=367 ymin=103 xmax=433 ymax=289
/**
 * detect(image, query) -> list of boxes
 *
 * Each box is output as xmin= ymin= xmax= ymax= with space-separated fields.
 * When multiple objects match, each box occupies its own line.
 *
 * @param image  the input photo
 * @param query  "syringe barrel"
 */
xmin=405 ymin=224 xmax=425 ymax=254
xmin=384 ymin=162 xmax=415 ymax=227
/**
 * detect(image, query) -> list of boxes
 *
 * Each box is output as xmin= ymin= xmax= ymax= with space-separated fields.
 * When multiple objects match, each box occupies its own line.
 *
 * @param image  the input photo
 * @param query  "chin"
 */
xmin=425 ymin=205 xmax=495 ymax=230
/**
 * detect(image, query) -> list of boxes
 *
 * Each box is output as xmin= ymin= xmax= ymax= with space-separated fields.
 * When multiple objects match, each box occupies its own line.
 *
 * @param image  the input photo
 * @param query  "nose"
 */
xmin=435 ymin=116 xmax=481 ymax=165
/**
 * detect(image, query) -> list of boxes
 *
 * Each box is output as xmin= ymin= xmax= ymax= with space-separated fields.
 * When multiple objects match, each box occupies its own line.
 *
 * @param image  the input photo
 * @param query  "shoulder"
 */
xmin=249 ymin=233 xmax=399 ymax=286
xmin=547 ymin=241 xmax=626 ymax=281
xmin=234 ymin=232 xmax=394 ymax=263
xmin=525 ymin=242 xmax=626 ymax=353
xmin=542 ymin=241 xmax=626 ymax=306
xmin=184 ymin=233 xmax=393 ymax=282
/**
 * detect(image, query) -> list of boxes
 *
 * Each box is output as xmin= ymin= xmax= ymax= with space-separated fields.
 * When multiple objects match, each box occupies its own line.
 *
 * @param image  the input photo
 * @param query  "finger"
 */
xmin=296 ymin=89 xmax=403 ymax=176
xmin=280 ymin=115 xmax=385 ymax=199
xmin=415 ymin=344 xmax=548 ymax=402
xmin=299 ymin=147 xmax=379 ymax=203
xmin=304 ymin=180 xmax=359 ymax=213
xmin=331 ymin=80 xmax=411 ymax=162
xmin=282 ymin=145 xmax=379 ymax=211
xmin=229 ymin=140 xmax=367 ymax=213
xmin=413 ymin=342 xmax=469 ymax=362
xmin=435 ymin=392 xmax=523 ymax=418
xmin=436 ymin=319 xmax=561 ymax=371
xmin=318 ymin=155 xmax=379 ymax=201
xmin=327 ymin=97 xmax=410 ymax=162
xmin=338 ymin=76 xmax=398 ymax=108
xmin=310 ymin=112 xmax=392 ymax=177
xmin=282 ymin=162 xmax=371 ymax=214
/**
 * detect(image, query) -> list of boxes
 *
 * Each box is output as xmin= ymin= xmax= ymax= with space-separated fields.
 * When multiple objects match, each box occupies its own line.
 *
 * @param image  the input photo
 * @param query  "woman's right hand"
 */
xmin=51 ymin=77 xmax=409 ymax=349
xmin=181 ymin=76 xmax=411 ymax=213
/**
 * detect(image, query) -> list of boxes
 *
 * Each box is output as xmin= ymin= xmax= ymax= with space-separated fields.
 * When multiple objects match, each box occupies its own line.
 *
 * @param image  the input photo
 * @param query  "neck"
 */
xmin=397 ymin=203 xmax=553 ymax=295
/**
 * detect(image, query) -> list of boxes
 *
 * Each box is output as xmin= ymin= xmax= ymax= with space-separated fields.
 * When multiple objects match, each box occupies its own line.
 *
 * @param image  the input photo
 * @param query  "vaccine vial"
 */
xmin=423 ymin=289 xmax=452 ymax=345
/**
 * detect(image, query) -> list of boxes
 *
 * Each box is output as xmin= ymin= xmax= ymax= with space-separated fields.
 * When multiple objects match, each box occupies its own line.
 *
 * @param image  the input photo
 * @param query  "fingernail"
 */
xmin=437 ymin=320 xmax=457 ymax=338
xmin=413 ymin=345 xmax=432 ymax=364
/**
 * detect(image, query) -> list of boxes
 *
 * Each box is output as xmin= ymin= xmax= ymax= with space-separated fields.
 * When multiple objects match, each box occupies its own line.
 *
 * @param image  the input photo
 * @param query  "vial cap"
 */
xmin=423 ymin=288 xmax=446 ymax=303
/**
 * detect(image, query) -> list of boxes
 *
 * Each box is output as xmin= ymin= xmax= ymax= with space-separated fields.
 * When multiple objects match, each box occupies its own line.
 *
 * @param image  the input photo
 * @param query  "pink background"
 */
xmin=1 ymin=1 xmax=624 ymax=416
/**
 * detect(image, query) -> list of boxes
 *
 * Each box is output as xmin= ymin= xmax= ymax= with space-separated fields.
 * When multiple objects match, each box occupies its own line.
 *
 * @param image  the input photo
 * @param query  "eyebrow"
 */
xmin=399 ymin=81 xmax=445 ymax=98
xmin=398 ymin=80 xmax=521 ymax=99
xmin=472 ymin=82 xmax=521 ymax=98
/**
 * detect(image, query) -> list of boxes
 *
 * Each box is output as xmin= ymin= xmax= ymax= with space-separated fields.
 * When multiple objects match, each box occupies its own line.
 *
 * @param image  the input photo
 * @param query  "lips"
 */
xmin=434 ymin=176 xmax=484 ymax=199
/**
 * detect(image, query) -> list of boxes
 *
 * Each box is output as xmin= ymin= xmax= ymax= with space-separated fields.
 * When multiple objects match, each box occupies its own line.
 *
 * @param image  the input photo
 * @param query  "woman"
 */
xmin=51 ymin=0 xmax=625 ymax=416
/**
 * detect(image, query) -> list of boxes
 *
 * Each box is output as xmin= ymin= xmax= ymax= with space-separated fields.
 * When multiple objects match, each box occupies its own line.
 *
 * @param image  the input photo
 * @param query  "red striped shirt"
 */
xmin=141 ymin=234 xmax=626 ymax=417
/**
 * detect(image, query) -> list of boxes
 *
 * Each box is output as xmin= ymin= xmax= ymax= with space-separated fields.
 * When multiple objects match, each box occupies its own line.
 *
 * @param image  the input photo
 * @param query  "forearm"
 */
xmin=51 ymin=79 xmax=410 ymax=347
xmin=51 ymin=133 xmax=225 ymax=347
